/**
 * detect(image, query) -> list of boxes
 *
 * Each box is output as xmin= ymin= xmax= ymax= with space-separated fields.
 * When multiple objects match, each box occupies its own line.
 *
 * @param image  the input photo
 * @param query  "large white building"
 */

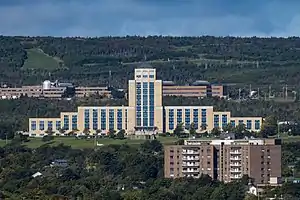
xmin=28 ymin=68 xmax=263 ymax=137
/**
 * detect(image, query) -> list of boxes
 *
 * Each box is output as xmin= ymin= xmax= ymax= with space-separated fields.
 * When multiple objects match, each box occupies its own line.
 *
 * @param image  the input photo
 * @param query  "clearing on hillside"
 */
xmin=22 ymin=48 xmax=65 ymax=70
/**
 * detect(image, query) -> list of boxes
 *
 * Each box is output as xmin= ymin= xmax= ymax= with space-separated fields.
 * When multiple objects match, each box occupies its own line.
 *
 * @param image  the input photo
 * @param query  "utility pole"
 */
xmin=257 ymin=88 xmax=260 ymax=99
xmin=285 ymin=84 xmax=288 ymax=99
xmin=238 ymin=88 xmax=241 ymax=101
xmin=269 ymin=85 xmax=271 ymax=99
xmin=249 ymin=84 xmax=252 ymax=96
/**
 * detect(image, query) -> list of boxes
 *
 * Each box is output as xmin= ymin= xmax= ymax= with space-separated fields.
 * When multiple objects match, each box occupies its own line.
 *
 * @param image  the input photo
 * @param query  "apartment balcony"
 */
xmin=182 ymin=162 xmax=200 ymax=167
xmin=182 ymin=168 xmax=200 ymax=173
xmin=230 ymin=151 xmax=241 ymax=154
xmin=182 ymin=156 xmax=200 ymax=161
xmin=230 ymin=162 xmax=242 ymax=167
xmin=230 ymin=157 xmax=241 ymax=161
xmin=230 ymin=174 xmax=242 ymax=179
xmin=230 ymin=168 xmax=242 ymax=173
xmin=182 ymin=149 xmax=199 ymax=155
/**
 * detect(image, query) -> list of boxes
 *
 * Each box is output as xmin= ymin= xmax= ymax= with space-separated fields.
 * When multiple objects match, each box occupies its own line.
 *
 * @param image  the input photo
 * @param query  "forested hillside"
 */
xmin=1 ymin=36 xmax=300 ymax=90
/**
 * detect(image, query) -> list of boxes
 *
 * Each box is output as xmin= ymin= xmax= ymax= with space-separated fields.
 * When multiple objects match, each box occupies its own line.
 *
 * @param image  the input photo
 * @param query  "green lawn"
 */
xmin=1 ymin=135 xmax=298 ymax=149
xmin=0 ymin=136 xmax=179 ymax=149
xmin=22 ymin=48 xmax=64 ymax=70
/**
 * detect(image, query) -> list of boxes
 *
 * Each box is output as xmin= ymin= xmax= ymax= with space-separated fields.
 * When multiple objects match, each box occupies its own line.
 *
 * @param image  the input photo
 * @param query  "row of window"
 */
xmin=31 ymin=120 xmax=61 ymax=131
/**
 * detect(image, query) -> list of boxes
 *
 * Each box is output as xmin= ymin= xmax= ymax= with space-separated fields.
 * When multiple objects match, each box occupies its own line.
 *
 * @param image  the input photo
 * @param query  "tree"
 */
xmin=200 ymin=123 xmax=207 ymax=132
xmin=223 ymin=123 xmax=234 ymax=133
xmin=174 ymin=123 xmax=184 ymax=138
xmin=109 ymin=129 xmax=116 ymax=139
xmin=211 ymin=127 xmax=221 ymax=137
xmin=116 ymin=129 xmax=125 ymax=140
xmin=261 ymin=115 xmax=278 ymax=136
xmin=83 ymin=128 xmax=90 ymax=136
xmin=45 ymin=127 xmax=54 ymax=136
xmin=59 ymin=128 xmax=66 ymax=135
xmin=189 ymin=122 xmax=197 ymax=136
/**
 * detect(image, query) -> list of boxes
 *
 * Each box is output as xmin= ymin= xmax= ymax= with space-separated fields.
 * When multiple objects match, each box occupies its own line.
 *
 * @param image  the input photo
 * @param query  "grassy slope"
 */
xmin=0 ymin=136 xmax=178 ymax=149
xmin=0 ymin=136 xmax=298 ymax=149
xmin=22 ymin=48 xmax=64 ymax=70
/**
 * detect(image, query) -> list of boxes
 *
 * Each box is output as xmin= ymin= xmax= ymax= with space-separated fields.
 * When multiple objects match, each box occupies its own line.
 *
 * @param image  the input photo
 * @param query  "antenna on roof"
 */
xmin=108 ymin=70 xmax=112 ymax=87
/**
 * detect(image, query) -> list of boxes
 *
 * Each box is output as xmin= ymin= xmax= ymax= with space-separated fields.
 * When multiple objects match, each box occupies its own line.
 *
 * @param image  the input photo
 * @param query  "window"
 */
xmin=230 ymin=120 xmax=235 ymax=127
xmin=255 ymin=120 xmax=260 ymax=130
xmin=72 ymin=115 xmax=77 ymax=130
xmin=101 ymin=109 xmax=106 ymax=130
xmin=56 ymin=121 xmax=61 ymax=130
xmin=246 ymin=120 xmax=252 ymax=129
xmin=31 ymin=121 xmax=37 ymax=131
xmin=185 ymin=109 xmax=191 ymax=129
xmin=64 ymin=115 xmax=69 ymax=130
xmin=39 ymin=121 xmax=45 ymax=130
xmin=47 ymin=121 xmax=53 ymax=129
xmin=177 ymin=109 xmax=182 ymax=123
xmin=222 ymin=114 xmax=227 ymax=128
xmin=169 ymin=109 xmax=174 ymax=130
xmin=92 ymin=109 xmax=98 ymax=130
xmin=149 ymin=75 xmax=154 ymax=78
xmin=214 ymin=115 xmax=219 ymax=128
xmin=109 ymin=109 xmax=114 ymax=130
xmin=84 ymin=109 xmax=90 ymax=129
xmin=117 ymin=109 xmax=122 ymax=130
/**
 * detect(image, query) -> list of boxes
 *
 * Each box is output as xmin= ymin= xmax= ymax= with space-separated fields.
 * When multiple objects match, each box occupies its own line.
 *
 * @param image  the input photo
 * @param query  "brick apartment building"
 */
xmin=164 ymin=138 xmax=281 ymax=185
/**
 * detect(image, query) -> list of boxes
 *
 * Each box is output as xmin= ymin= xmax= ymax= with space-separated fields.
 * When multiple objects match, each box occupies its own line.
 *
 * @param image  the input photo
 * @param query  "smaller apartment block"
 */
xmin=164 ymin=139 xmax=282 ymax=185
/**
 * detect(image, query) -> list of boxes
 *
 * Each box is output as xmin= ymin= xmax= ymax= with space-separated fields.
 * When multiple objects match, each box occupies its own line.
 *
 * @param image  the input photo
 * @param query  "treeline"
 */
xmin=1 ymin=36 xmax=300 ymax=89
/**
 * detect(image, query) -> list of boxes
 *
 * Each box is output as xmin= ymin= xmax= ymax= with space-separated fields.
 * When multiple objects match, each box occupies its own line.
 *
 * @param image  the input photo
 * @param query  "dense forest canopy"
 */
xmin=1 ymin=36 xmax=300 ymax=91
xmin=0 ymin=139 xmax=299 ymax=199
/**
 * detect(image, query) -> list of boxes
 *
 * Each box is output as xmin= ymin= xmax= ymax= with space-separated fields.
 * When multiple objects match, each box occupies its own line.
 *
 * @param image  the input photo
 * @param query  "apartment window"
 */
xmin=169 ymin=109 xmax=174 ymax=130
xmin=149 ymin=75 xmax=154 ymax=78
xmin=238 ymin=120 xmax=244 ymax=125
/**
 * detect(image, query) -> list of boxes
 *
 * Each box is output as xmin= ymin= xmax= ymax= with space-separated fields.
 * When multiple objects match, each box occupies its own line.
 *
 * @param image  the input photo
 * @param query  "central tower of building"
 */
xmin=127 ymin=68 xmax=163 ymax=134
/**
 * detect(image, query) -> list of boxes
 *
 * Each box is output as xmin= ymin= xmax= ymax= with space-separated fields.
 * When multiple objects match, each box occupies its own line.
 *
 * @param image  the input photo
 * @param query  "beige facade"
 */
xmin=28 ymin=68 xmax=263 ymax=137
xmin=164 ymin=139 xmax=282 ymax=185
